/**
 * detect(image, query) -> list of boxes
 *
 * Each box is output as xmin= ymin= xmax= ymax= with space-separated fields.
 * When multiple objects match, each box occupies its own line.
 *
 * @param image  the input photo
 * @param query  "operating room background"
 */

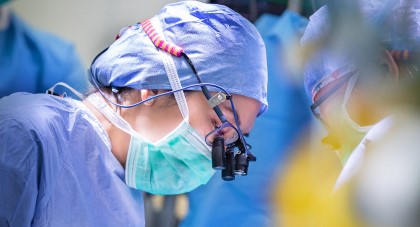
xmin=10 ymin=0 xmax=204 ymax=68
xmin=10 ymin=0 xmax=319 ymax=69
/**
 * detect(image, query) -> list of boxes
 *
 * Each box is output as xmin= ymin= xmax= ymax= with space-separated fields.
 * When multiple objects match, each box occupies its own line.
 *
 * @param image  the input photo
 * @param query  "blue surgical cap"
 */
xmin=302 ymin=0 xmax=420 ymax=101
xmin=90 ymin=1 xmax=268 ymax=115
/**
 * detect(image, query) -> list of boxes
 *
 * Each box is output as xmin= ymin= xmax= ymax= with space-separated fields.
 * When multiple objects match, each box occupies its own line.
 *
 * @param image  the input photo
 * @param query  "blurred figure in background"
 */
xmin=181 ymin=2 xmax=313 ymax=226
xmin=0 ymin=1 xmax=88 ymax=97
xmin=274 ymin=0 xmax=420 ymax=226
xmin=301 ymin=0 xmax=419 ymax=190
xmin=350 ymin=1 xmax=420 ymax=226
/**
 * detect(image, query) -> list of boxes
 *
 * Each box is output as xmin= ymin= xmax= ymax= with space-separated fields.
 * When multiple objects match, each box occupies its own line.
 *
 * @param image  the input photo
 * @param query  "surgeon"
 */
xmin=0 ymin=0 xmax=88 ymax=97
xmin=0 ymin=1 xmax=268 ymax=226
xmin=301 ymin=0 xmax=419 ymax=190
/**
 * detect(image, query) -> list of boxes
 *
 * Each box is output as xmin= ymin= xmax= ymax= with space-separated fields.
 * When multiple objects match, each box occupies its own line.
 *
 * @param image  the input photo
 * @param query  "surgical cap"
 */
xmin=90 ymin=1 xmax=268 ymax=115
xmin=302 ymin=0 xmax=420 ymax=101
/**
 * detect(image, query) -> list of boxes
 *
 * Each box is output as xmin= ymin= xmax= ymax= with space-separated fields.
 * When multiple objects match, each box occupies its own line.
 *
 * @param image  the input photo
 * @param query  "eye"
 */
xmin=243 ymin=133 xmax=250 ymax=137
xmin=212 ymin=119 xmax=220 ymax=129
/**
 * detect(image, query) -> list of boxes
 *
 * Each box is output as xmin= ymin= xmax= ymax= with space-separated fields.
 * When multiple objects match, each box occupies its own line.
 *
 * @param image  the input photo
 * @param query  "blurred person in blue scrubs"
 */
xmin=181 ymin=7 xmax=312 ymax=227
xmin=0 ymin=1 xmax=268 ymax=226
xmin=0 ymin=1 xmax=88 ymax=97
xmin=302 ymin=0 xmax=420 ymax=190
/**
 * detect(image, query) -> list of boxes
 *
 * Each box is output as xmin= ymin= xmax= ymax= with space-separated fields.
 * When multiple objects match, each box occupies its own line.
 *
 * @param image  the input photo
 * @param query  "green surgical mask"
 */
xmin=126 ymin=119 xmax=214 ymax=194
xmin=87 ymin=93 xmax=215 ymax=195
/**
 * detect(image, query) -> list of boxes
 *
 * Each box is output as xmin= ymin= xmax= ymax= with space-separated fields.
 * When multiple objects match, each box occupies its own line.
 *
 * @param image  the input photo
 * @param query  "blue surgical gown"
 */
xmin=0 ymin=93 xmax=144 ymax=226
xmin=181 ymin=11 xmax=311 ymax=227
xmin=0 ymin=11 xmax=88 ymax=97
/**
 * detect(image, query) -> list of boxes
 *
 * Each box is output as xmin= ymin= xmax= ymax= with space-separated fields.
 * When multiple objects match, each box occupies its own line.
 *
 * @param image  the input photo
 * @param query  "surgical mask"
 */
xmin=87 ymin=93 xmax=215 ymax=195
xmin=335 ymin=74 xmax=371 ymax=164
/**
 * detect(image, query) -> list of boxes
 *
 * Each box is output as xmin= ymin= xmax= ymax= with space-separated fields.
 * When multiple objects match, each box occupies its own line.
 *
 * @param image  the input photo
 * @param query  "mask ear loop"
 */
xmin=341 ymin=74 xmax=373 ymax=132
xmin=148 ymin=17 xmax=189 ymax=120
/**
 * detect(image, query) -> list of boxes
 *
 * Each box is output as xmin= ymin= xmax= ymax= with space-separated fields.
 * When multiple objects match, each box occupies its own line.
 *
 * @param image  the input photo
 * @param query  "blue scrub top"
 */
xmin=0 ymin=93 xmax=144 ymax=226
xmin=181 ymin=11 xmax=311 ymax=227
xmin=0 ymin=12 xmax=89 ymax=97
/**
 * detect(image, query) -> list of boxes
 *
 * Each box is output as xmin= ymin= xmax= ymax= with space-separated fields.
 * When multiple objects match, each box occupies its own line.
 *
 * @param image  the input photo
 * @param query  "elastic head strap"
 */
xmin=141 ymin=19 xmax=184 ymax=57
xmin=141 ymin=16 xmax=189 ymax=120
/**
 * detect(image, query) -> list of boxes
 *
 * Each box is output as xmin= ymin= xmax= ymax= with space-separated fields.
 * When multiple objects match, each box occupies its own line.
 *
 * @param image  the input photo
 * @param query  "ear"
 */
xmin=382 ymin=50 xmax=400 ymax=81
xmin=140 ymin=89 xmax=156 ymax=106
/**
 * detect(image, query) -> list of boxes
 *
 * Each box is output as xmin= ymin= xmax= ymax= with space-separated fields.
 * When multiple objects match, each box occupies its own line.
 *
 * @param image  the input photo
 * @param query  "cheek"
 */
xmin=223 ymin=111 xmax=235 ymax=125
xmin=187 ymin=105 xmax=215 ymax=138
xmin=231 ymin=99 xmax=260 ymax=132
xmin=233 ymin=111 xmax=258 ymax=134
xmin=190 ymin=117 xmax=213 ymax=138
xmin=239 ymin=115 xmax=256 ymax=133
xmin=319 ymin=97 xmax=344 ymax=129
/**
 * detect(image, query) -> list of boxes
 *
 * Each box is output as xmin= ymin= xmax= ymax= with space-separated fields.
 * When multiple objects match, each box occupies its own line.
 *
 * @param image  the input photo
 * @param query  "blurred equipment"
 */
xmin=0 ymin=6 xmax=88 ymax=97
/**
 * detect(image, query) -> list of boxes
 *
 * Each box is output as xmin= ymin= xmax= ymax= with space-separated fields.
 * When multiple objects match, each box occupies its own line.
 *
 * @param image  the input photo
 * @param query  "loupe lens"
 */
xmin=234 ymin=153 xmax=248 ymax=176
xmin=205 ymin=122 xmax=239 ymax=146
xmin=222 ymin=151 xmax=235 ymax=181
xmin=211 ymin=136 xmax=225 ymax=170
